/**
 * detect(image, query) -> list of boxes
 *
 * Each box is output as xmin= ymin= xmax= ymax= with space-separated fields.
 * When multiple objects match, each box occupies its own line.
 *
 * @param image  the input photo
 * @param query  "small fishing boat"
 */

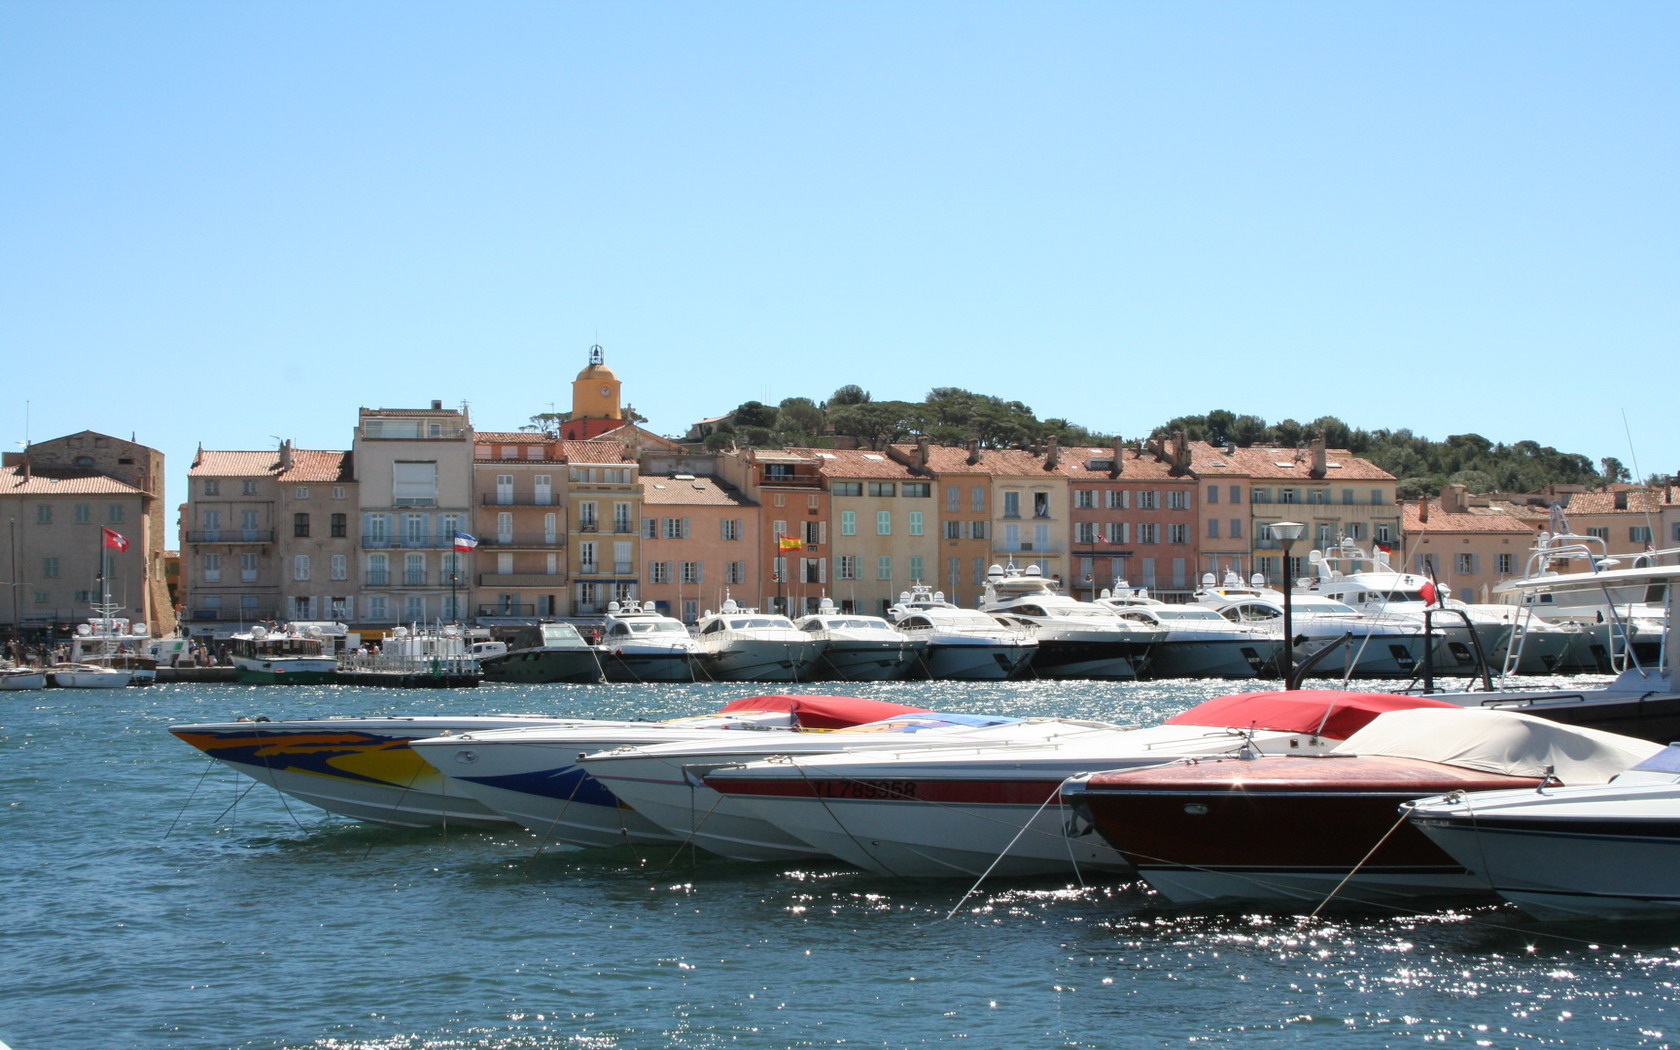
xmin=229 ymin=623 xmax=339 ymax=685
xmin=0 ymin=665 xmax=49 ymax=690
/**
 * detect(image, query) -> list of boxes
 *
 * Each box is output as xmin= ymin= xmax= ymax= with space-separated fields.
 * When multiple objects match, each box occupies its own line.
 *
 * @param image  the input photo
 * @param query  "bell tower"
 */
xmin=565 ymin=344 xmax=624 ymax=439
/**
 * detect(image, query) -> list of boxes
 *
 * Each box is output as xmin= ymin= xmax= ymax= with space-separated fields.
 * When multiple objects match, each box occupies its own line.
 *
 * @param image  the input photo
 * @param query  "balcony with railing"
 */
xmin=993 ymin=539 xmax=1065 ymax=555
xmin=186 ymin=530 xmax=276 ymax=544
xmin=477 ymin=572 xmax=568 ymax=587
xmin=476 ymin=602 xmax=537 ymax=617
xmin=480 ymin=494 xmax=560 ymax=506
xmin=479 ymin=532 xmax=565 ymax=548
xmin=359 ymin=535 xmax=457 ymax=550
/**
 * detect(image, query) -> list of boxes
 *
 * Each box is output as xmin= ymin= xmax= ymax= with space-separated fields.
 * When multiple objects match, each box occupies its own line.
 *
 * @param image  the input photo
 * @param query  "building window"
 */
xmin=1207 ymin=519 xmax=1220 ymax=539
xmin=908 ymin=511 xmax=924 ymax=536
xmin=579 ymin=501 xmax=599 ymax=531
xmin=641 ymin=518 xmax=657 ymax=539
xmin=203 ymin=479 xmax=220 ymax=496
xmin=330 ymin=554 xmax=348 ymax=581
xmin=971 ymin=486 xmax=984 ymax=513
xmin=727 ymin=561 xmax=746 ymax=585
xmin=330 ymin=513 xmax=347 ymax=538
xmin=663 ymin=517 xmax=688 ymax=539
xmin=36 ymin=505 xmax=50 ymax=524
xmin=1230 ymin=518 xmax=1243 ymax=539
xmin=1456 ymin=553 xmax=1477 ymax=574
xmin=1280 ymin=489 xmax=1296 ymax=504
xmin=366 ymin=553 xmax=389 ymax=586
xmin=877 ymin=555 xmax=892 ymax=580
xmin=946 ymin=485 xmax=960 ymax=512
xmin=1346 ymin=522 xmax=1365 ymax=540
xmin=831 ymin=482 xmax=861 ymax=497
xmin=1588 ymin=527 xmax=1609 ymax=541
xmin=876 ymin=511 xmax=892 ymax=535
xmin=1167 ymin=490 xmax=1189 ymax=510
xmin=721 ymin=519 xmax=741 ymax=541
xmin=868 ymin=482 xmax=896 ymax=497
xmin=242 ymin=480 xmax=259 ymax=495
xmin=945 ymin=521 xmax=961 ymax=540
xmin=908 ymin=555 xmax=924 ymax=580
xmin=42 ymin=557 xmax=59 ymax=579
xmin=1106 ymin=522 xmax=1128 ymax=544
xmin=293 ymin=555 xmax=310 ymax=581
xmin=840 ymin=511 xmax=856 ymax=536
xmin=1033 ymin=493 xmax=1050 ymax=518
xmin=294 ymin=513 xmax=310 ymax=537
xmin=1076 ymin=522 xmax=1097 ymax=544
xmin=1497 ymin=553 xmax=1515 ymax=574
xmin=202 ymin=553 xmax=222 ymax=582
xmin=241 ymin=553 xmax=258 ymax=581
xmin=1631 ymin=526 xmax=1654 ymax=544
xmin=1375 ymin=523 xmax=1394 ymax=544
xmin=294 ymin=486 xmax=309 ymax=499
xmin=681 ymin=561 xmax=701 ymax=585
xmin=1370 ymin=489 xmax=1384 ymax=505
xmin=1106 ymin=490 xmax=1128 ymax=510
xmin=332 ymin=486 xmax=346 ymax=500
xmin=650 ymin=561 xmax=671 ymax=584
xmin=1137 ymin=491 xmax=1158 ymax=510
xmin=837 ymin=555 xmax=858 ymax=580
xmin=1137 ymin=523 xmax=1159 ymax=544
xmin=108 ymin=504 xmax=125 ymax=523
xmin=1342 ymin=489 xmax=1355 ymax=505
xmin=404 ymin=553 xmax=425 ymax=586
xmin=902 ymin=483 xmax=930 ymax=498
xmin=73 ymin=504 xmax=91 ymax=524
xmin=1206 ymin=485 xmax=1219 ymax=505
xmin=1002 ymin=492 xmax=1020 ymax=518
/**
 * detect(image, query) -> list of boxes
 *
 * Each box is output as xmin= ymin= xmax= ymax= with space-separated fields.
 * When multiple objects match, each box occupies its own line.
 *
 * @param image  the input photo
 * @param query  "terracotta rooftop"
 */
xmin=278 ymin=450 xmax=352 ymax=484
xmin=1193 ymin=445 xmax=1395 ymax=482
xmin=792 ymin=447 xmax=920 ymax=481
xmin=1 ymin=465 xmax=145 ymax=496
xmin=1557 ymin=488 xmax=1673 ymax=515
xmin=190 ymin=448 xmax=349 ymax=481
xmin=1402 ymin=501 xmax=1535 ymax=534
xmin=641 ymin=474 xmax=751 ymax=507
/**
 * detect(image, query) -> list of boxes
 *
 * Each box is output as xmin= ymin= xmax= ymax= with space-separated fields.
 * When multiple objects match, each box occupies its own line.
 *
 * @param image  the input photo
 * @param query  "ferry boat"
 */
xmin=229 ymin=623 xmax=340 ymax=685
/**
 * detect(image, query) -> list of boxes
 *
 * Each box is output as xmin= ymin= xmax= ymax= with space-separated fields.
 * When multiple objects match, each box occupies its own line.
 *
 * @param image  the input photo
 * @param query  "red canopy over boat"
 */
xmin=1167 ymin=689 xmax=1459 ymax=740
xmin=716 ymin=694 xmax=931 ymax=730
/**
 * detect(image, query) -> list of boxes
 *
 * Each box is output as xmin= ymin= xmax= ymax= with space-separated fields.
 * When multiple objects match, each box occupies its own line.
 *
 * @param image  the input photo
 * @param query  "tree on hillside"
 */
xmin=776 ymin=397 xmax=826 ymax=439
xmin=521 ymin=411 xmax=571 ymax=437
xmin=829 ymin=401 xmax=918 ymax=449
xmin=732 ymin=401 xmax=779 ymax=429
xmin=828 ymin=384 xmax=871 ymax=406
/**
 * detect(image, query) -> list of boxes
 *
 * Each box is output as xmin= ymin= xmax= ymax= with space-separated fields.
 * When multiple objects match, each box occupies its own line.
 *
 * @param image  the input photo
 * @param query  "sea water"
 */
xmin=3 ymin=678 xmax=1679 ymax=1050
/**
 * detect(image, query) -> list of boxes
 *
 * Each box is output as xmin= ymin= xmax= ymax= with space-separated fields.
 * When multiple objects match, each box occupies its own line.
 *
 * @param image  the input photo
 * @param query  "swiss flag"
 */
xmin=101 ymin=528 xmax=130 ymax=552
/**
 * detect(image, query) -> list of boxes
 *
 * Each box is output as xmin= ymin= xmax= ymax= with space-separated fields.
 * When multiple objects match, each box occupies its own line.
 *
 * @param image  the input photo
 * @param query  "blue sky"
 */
xmin=4 ymin=1 xmax=1676 ymax=508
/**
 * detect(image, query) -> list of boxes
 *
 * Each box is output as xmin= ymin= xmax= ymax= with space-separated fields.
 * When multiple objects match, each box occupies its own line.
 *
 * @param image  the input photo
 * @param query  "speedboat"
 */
xmin=479 ymin=622 xmax=607 ymax=684
xmin=229 ymin=623 xmax=340 ymax=685
xmin=689 ymin=600 xmax=825 ymax=682
xmin=409 ymin=695 xmax=930 ymax=847
xmin=886 ymin=583 xmax=1036 ymax=680
xmin=1095 ymin=585 xmax=1283 ymax=678
xmin=169 ymin=714 xmax=605 ymax=827
xmin=1405 ymin=744 xmax=1680 ymax=921
xmin=980 ymin=563 xmax=1162 ymax=679
xmin=1061 ymin=707 xmax=1660 ymax=908
xmin=1193 ymin=572 xmax=1431 ymax=678
xmin=579 ymin=711 xmax=1042 ymax=862
xmin=793 ymin=598 xmax=921 ymax=681
xmin=702 ymin=690 xmax=1461 ymax=879
xmin=597 ymin=600 xmax=700 ymax=682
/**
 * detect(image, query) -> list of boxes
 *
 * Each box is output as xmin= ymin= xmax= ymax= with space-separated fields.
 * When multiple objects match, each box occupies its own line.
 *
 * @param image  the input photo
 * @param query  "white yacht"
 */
xmin=980 ymin=563 xmax=1163 ymax=679
xmin=1297 ymin=540 xmax=1486 ymax=676
xmin=793 ymin=598 xmax=921 ymax=681
xmin=885 ymin=583 xmax=1036 ymax=680
xmin=1193 ymin=572 xmax=1430 ymax=679
xmin=67 ymin=605 xmax=157 ymax=684
xmin=1095 ymin=584 xmax=1284 ymax=678
xmin=597 ymin=600 xmax=700 ymax=682
xmin=1493 ymin=527 xmax=1672 ymax=672
xmin=690 ymin=599 xmax=825 ymax=682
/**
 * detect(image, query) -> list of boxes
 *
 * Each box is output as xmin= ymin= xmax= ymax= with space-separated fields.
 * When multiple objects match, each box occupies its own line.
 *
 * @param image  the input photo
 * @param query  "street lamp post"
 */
xmin=1268 ymin=520 xmax=1306 ymax=689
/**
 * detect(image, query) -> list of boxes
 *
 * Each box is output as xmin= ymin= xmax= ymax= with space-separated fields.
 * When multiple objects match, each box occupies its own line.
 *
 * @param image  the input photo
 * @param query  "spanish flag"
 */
xmin=778 ymin=534 xmax=803 ymax=551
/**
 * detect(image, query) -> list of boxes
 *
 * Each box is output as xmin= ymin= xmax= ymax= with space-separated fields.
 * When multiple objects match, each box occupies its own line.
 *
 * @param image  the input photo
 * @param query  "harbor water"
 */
xmin=4 ymin=677 xmax=1679 ymax=1049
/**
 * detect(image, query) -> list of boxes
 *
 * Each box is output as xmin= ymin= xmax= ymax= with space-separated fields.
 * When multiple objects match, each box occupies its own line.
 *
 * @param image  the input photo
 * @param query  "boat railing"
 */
xmin=337 ymin=651 xmax=480 ymax=676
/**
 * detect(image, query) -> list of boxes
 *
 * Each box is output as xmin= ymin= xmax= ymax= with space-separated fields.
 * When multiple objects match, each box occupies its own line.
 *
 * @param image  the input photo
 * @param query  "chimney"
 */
xmin=1419 ymin=495 xmax=1429 ymax=523
xmin=1441 ymin=483 xmax=1468 ymax=514
xmin=431 ymin=399 xmax=443 ymax=410
xmin=1309 ymin=436 xmax=1327 ymax=479
xmin=278 ymin=439 xmax=293 ymax=471
xmin=966 ymin=439 xmax=981 ymax=466
xmin=917 ymin=435 xmax=930 ymax=473
xmin=1171 ymin=430 xmax=1190 ymax=476
xmin=1044 ymin=436 xmax=1060 ymax=470
xmin=1109 ymin=437 xmax=1124 ymax=478
xmin=1616 ymin=490 xmax=1629 ymax=510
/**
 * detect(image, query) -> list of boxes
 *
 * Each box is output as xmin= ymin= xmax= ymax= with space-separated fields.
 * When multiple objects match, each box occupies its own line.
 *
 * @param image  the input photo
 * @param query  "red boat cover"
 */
xmin=1166 ymin=689 xmax=1460 ymax=740
xmin=716 ymin=694 xmax=932 ymax=730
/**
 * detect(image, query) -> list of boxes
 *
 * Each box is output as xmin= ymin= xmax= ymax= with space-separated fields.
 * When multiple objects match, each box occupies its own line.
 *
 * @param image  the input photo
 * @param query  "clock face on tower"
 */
xmin=600 ymin=386 xmax=612 ymax=397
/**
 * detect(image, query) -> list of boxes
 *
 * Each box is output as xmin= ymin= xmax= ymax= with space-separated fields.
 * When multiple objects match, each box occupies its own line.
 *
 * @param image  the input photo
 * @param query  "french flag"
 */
xmin=453 ymin=531 xmax=479 ymax=552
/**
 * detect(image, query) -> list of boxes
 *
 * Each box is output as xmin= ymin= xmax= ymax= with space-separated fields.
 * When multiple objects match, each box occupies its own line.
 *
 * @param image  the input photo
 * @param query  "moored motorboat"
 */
xmin=169 ymin=714 xmax=611 ymax=827
xmin=1095 ymin=585 xmax=1283 ymax=679
xmin=886 ymin=583 xmax=1036 ymax=680
xmin=597 ymin=600 xmax=700 ymax=682
xmin=409 ymin=695 xmax=931 ymax=848
xmin=1061 ymin=708 xmax=1661 ymax=908
xmin=1405 ymin=744 xmax=1680 ymax=921
xmin=1 ymin=665 xmax=49 ymax=690
xmin=702 ymin=690 xmax=1461 ymax=879
xmin=793 ymin=598 xmax=921 ymax=681
xmin=689 ymin=601 xmax=825 ymax=682
xmin=229 ymin=623 xmax=340 ymax=685
xmin=1193 ymin=572 xmax=1431 ymax=678
xmin=68 ymin=606 xmax=159 ymax=684
xmin=981 ymin=563 xmax=1162 ymax=679
xmin=48 ymin=662 xmax=132 ymax=688
xmin=478 ymin=622 xmax=607 ymax=684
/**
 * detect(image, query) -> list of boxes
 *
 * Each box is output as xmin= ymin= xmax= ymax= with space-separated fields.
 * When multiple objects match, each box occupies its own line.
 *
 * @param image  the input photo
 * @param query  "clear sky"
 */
xmin=4 ymin=1 xmax=1676 ymax=510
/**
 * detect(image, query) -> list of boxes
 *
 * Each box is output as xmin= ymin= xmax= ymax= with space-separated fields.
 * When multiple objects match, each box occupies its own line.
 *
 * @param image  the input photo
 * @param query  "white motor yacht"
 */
xmin=980 ymin=563 xmax=1162 ymax=679
xmin=689 ymin=600 xmax=825 ymax=682
xmin=1193 ymin=572 xmax=1430 ymax=678
xmin=48 ymin=663 xmax=132 ymax=688
xmin=1406 ymin=744 xmax=1680 ymax=921
xmin=1095 ymin=585 xmax=1283 ymax=678
xmin=597 ymin=600 xmax=700 ymax=682
xmin=793 ymin=598 xmax=921 ymax=681
xmin=886 ymin=583 xmax=1036 ymax=680
xmin=0 ymin=666 xmax=48 ymax=690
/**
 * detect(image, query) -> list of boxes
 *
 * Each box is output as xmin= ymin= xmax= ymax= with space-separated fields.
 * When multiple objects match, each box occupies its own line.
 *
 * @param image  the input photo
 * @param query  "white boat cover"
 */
xmin=1331 ymin=708 xmax=1663 ymax=783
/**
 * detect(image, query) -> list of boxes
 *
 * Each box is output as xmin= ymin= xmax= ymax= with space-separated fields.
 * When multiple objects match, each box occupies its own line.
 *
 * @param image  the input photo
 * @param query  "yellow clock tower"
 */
xmin=564 ymin=344 xmax=625 ymax=440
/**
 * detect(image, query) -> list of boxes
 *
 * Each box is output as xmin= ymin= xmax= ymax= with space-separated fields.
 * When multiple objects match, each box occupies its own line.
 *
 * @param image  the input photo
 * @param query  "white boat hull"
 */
xmin=50 ymin=667 xmax=132 ymax=688
xmin=694 ymin=638 xmax=824 ymax=682
xmin=0 ymin=670 xmax=48 ymax=690
xmin=908 ymin=640 xmax=1034 ymax=680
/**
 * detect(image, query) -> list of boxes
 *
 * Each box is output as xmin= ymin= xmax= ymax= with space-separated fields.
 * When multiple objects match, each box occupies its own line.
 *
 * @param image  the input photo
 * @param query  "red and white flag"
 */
xmin=1418 ymin=580 xmax=1438 ymax=606
xmin=101 ymin=528 xmax=130 ymax=552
